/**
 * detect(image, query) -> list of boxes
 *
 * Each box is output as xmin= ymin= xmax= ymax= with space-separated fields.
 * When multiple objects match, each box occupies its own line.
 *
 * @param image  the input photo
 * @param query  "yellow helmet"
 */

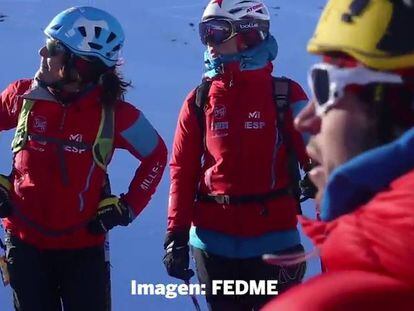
xmin=308 ymin=0 xmax=414 ymax=70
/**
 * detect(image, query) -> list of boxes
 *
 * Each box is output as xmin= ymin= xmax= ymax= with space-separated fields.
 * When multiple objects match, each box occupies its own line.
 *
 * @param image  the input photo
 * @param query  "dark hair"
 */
xmin=60 ymin=53 xmax=131 ymax=106
xmin=99 ymin=66 xmax=132 ymax=107
xmin=323 ymin=52 xmax=414 ymax=144
xmin=359 ymin=84 xmax=414 ymax=144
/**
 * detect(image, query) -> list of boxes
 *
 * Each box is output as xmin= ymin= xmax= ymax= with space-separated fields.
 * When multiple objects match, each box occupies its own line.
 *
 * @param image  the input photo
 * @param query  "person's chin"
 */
xmin=35 ymin=69 xmax=47 ymax=80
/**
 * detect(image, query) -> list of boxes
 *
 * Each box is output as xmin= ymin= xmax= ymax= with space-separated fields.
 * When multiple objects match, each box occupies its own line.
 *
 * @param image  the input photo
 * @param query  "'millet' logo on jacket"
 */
xmin=64 ymin=134 xmax=86 ymax=154
xmin=245 ymin=111 xmax=265 ymax=130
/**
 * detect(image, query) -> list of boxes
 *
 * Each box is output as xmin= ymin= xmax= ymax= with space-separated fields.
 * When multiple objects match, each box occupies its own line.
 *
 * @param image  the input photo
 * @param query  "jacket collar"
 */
xmin=209 ymin=61 xmax=274 ymax=86
xmin=22 ymin=79 xmax=102 ymax=107
xmin=22 ymin=79 xmax=58 ymax=102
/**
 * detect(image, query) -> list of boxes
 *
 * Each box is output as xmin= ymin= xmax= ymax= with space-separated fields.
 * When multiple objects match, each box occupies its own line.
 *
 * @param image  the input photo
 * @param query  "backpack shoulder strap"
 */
xmin=12 ymin=98 xmax=114 ymax=171
xmin=272 ymin=76 xmax=291 ymax=121
xmin=192 ymin=80 xmax=212 ymax=149
xmin=272 ymin=76 xmax=303 ymax=214
xmin=12 ymin=99 xmax=35 ymax=153
xmin=93 ymin=104 xmax=115 ymax=171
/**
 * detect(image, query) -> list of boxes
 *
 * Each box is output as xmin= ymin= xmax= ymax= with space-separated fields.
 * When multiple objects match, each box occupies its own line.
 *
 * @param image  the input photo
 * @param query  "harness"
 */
xmin=12 ymin=99 xmax=114 ymax=182
xmin=193 ymin=77 xmax=302 ymax=213
xmin=196 ymin=188 xmax=291 ymax=205
xmin=7 ymin=98 xmax=115 ymax=236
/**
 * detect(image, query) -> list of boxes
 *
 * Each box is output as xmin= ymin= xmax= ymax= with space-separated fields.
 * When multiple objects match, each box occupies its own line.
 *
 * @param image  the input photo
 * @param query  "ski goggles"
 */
xmin=308 ymin=63 xmax=404 ymax=116
xmin=199 ymin=18 xmax=269 ymax=45
xmin=45 ymin=38 xmax=68 ymax=57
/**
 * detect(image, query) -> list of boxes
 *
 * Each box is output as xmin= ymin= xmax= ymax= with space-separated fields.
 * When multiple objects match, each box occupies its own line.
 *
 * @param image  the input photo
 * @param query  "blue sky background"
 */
xmin=0 ymin=1 xmax=325 ymax=309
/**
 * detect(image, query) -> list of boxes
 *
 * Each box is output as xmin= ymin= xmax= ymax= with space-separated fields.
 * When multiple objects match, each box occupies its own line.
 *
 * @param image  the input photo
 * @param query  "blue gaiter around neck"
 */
xmin=203 ymin=35 xmax=278 ymax=79
xmin=321 ymin=127 xmax=414 ymax=221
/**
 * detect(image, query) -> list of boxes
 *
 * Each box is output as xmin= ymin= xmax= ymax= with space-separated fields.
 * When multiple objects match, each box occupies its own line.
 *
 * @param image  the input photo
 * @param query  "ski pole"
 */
xmin=184 ymin=279 xmax=201 ymax=311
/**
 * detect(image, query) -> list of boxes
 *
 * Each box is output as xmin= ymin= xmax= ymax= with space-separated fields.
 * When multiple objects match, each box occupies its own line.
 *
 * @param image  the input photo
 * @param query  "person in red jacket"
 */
xmin=264 ymin=0 xmax=414 ymax=310
xmin=0 ymin=6 xmax=167 ymax=311
xmin=163 ymin=1 xmax=312 ymax=309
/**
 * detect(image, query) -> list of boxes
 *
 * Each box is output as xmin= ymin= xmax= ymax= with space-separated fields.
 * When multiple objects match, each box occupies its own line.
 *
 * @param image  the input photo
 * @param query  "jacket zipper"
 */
xmin=59 ymin=104 xmax=68 ymax=131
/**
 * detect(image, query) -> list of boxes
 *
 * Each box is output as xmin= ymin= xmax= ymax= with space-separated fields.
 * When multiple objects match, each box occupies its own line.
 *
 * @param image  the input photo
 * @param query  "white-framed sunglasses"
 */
xmin=308 ymin=63 xmax=404 ymax=116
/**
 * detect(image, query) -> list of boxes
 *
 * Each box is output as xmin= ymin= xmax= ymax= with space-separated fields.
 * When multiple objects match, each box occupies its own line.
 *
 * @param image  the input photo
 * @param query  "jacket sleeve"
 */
xmin=114 ymin=102 xmax=168 ymax=218
xmin=167 ymin=90 xmax=203 ymax=233
xmin=287 ymin=79 xmax=312 ymax=170
xmin=0 ymin=80 xmax=31 ymax=131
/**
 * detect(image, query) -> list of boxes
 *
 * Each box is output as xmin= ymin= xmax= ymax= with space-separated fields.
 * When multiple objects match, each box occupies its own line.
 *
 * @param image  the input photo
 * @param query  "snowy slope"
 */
xmin=0 ymin=1 xmax=324 ymax=310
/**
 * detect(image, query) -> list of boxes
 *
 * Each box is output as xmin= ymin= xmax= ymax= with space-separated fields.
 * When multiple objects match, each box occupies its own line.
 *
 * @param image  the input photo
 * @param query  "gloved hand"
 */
xmin=299 ymin=172 xmax=317 ymax=200
xmin=163 ymin=231 xmax=194 ymax=281
xmin=87 ymin=195 xmax=134 ymax=235
xmin=0 ymin=175 xmax=13 ymax=218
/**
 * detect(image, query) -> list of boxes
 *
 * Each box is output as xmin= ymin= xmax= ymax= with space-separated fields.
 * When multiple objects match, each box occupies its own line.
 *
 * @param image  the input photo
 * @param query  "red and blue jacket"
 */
xmin=0 ymin=79 xmax=167 ymax=249
xmin=264 ymin=128 xmax=414 ymax=309
xmin=168 ymin=62 xmax=310 ymax=257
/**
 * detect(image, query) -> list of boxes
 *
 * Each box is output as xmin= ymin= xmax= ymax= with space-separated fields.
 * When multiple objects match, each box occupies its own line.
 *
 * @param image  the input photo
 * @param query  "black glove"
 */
xmin=0 ymin=175 xmax=12 ymax=218
xmin=87 ymin=195 xmax=133 ymax=235
xmin=299 ymin=172 xmax=317 ymax=200
xmin=163 ymin=231 xmax=194 ymax=281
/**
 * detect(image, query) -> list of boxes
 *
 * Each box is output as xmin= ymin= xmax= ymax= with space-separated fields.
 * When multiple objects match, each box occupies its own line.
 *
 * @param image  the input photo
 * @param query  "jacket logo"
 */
xmin=248 ymin=111 xmax=261 ymax=119
xmin=211 ymin=121 xmax=228 ymax=131
xmin=64 ymin=134 xmax=86 ymax=154
xmin=246 ymin=111 xmax=265 ymax=129
xmin=214 ymin=105 xmax=226 ymax=119
xmin=33 ymin=116 xmax=47 ymax=133
xmin=140 ymin=162 xmax=164 ymax=191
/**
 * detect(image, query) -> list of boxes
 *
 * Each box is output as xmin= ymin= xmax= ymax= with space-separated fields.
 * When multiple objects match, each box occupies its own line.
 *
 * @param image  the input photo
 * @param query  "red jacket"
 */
xmin=168 ymin=63 xmax=309 ymax=236
xmin=264 ymin=169 xmax=414 ymax=310
xmin=0 ymin=79 xmax=167 ymax=249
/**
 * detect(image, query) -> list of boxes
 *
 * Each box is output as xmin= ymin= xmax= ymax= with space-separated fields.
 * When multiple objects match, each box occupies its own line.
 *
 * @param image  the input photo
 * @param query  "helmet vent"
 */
xmin=112 ymin=44 xmax=121 ymax=52
xmin=78 ymin=26 xmax=87 ymax=37
xmin=229 ymin=8 xmax=244 ymax=14
xmin=94 ymin=27 xmax=102 ymax=38
xmin=106 ymin=32 xmax=116 ymax=43
xmin=51 ymin=24 xmax=62 ymax=31
xmin=88 ymin=42 xmax=103 ymax=50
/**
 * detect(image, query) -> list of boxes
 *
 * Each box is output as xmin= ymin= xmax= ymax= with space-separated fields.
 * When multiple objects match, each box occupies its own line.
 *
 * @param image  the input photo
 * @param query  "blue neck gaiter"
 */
xmin=321 ymin=127 xmax=414 ymax=221
xmin=203 ymin=35 xmax=278 ymax=79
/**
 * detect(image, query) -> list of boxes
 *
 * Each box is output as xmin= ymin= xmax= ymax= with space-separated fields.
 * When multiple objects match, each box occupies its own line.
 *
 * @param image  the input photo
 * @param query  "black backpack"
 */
xmin=191 ymin=77 xmax=303 ymax=214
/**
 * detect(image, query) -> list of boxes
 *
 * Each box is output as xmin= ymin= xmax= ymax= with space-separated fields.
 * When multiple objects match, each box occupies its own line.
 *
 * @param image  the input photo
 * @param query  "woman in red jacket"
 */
xmin=163 ymin=1 xmax=311 ymax=309
xmin=0 ymin=6 xmax=167 ymax=311
xmin=264 ymin=0 xmax=414 ymax=310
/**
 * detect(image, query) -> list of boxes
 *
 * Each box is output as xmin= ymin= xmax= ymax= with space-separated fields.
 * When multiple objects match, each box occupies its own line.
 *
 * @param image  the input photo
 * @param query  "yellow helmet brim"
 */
xmin=308 ymin=0 xmax=414 ymax=70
